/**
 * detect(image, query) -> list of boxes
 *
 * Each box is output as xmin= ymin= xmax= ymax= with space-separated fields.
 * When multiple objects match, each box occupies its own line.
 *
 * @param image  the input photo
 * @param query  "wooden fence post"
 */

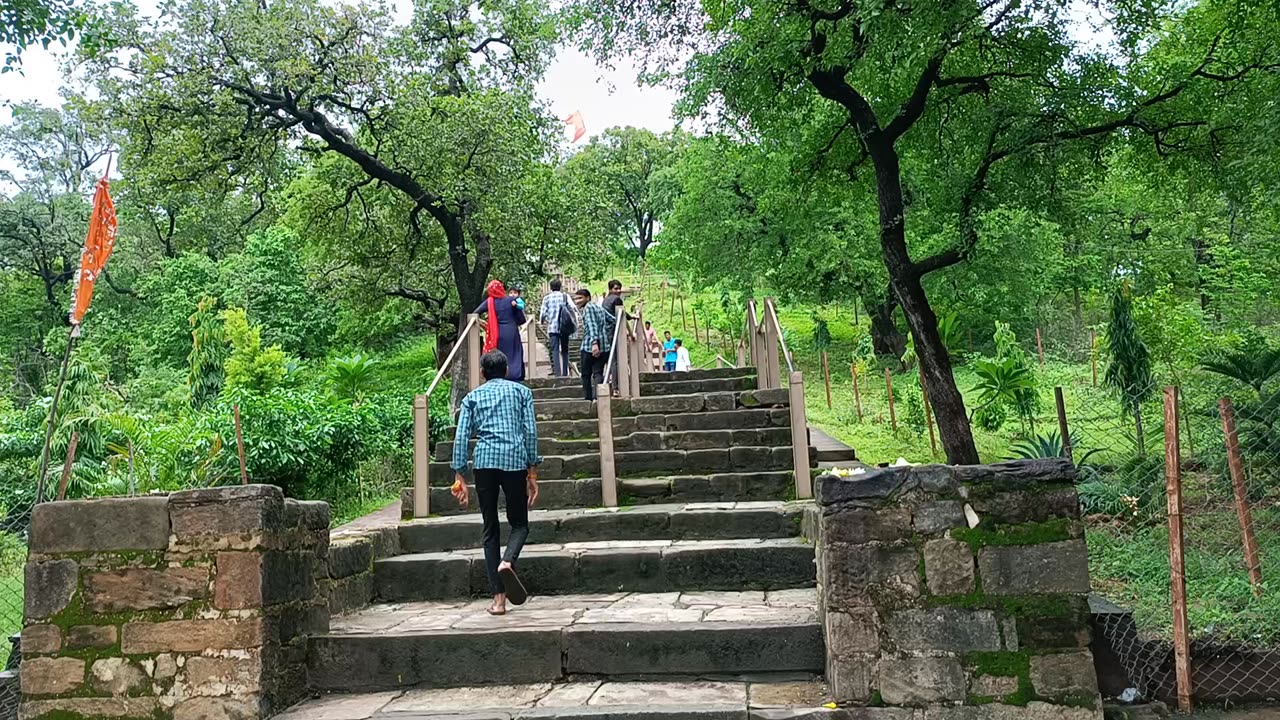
xmin=822 ymin=351 xmax=832 ymax=410
xmin=1219 ymin=397 xmax=1264 ymax=597
xmin=234 ymin=403 xmax=248 ymax=486
xmin=918 ymin=365 xmax=936 ymax=455
xmin=692 ymin=307 xmax=699 ymax=343
xmin=1036 ymin=327 xmax=1046 ymax=367
xmin=789 ymin=371 xmax=812 ymax=500
xmin=681 ymin=296 xmax=687 ymax=331
xmin=851 ymin=364 xmax=863 ymax=421
xmin=1090 ymin=331 xmax=1098 ymax=388
xmin=55 ymin=431 xmax=79 ymax=501
xmin=1164 ymin=387 xmax=1194 ymax=714
xmin=413 ymin=394 xmax=430 ymax=518
xmin=1054 ymin=387 xmax=1072 ymax=462
xmin=885 ymin=369 xmax=897 ymax=432
xmin=598 ymin=387 xmax=617 ymax=507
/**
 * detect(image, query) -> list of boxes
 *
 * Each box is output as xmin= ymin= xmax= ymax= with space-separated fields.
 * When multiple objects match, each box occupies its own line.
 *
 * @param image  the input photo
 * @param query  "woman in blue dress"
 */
xmin=475 ymin=280 xmax=527 ymax=381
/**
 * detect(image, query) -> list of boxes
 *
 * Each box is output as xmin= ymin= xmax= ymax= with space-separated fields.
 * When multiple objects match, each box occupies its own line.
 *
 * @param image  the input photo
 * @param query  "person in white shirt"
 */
xmin=674 ymin=339 xmax=692 ymax=372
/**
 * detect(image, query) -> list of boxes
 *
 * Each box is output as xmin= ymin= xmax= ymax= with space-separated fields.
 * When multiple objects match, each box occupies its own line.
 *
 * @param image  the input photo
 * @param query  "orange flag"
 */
xmin=564 ymin=111 xmax=586 ymax=143
xmin=69 ymin=175 xmax=118 ymax=328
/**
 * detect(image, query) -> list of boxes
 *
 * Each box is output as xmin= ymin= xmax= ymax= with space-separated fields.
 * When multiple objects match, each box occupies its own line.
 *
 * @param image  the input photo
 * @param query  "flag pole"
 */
xmin=35 ymin=325 xmax=80 ymax=504
xmin=36 ymin=153 xmax=115 ymax=504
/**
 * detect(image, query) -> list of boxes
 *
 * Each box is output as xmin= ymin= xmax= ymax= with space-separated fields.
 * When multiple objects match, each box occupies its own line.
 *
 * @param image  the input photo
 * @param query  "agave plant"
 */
xmin=1007 ymin=430 xmax=1101 ymax=463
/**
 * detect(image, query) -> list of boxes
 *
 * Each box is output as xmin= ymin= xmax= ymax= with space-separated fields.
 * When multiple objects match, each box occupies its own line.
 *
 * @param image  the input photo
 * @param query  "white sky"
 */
xmin=0 ymin=31 xmax=678 ymax=177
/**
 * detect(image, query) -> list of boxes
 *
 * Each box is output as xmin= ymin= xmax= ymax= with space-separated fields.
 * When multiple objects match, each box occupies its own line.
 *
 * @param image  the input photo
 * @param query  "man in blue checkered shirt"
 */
xmin=451 ymin=350 xmax=541 ymax=614
xmin=575 ymin=287 xmax=612 ymax=401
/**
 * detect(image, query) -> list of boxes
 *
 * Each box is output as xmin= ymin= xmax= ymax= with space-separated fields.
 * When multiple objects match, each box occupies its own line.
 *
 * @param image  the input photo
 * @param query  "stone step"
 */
xmin=445 ymin=407 xmax=793 ymax=441
xmin=434 ymin=428 xmax=794 ymax=463
xmin=278 ymin=676 xmax=836 ymax=720
xmin=428 ymin=446 xmax=794 ymax=484
xmin=641 ymin=367 xmax=758 ymax=383
xmin=373 ymin=538 xmax=816 ymax=601
xmin=397 ymin=502 xmax=806 ymax=553
xmin=526 ymin=374 xmax=759 ymax=400
xmin=619 ymin=472 xmax=797 ymax=505
xmin=533 ymin=389 xmax=790 ymax=422
xmin=638 ymin=376 xmax=759 ymax=397
xmin=402 ymin=478 xmax=601 ymax=519
xmin=400 ymin=472 xmax=800 ymax=518
xmin=307 ymin=590 xmax=823 ymax=692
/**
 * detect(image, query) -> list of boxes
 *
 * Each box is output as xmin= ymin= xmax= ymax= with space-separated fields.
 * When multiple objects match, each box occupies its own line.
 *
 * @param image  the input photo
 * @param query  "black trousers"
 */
xmin=581 ymin=350 xmax=605 ymax=400
xmin=475 ymin=468 xmax=530 ymax=595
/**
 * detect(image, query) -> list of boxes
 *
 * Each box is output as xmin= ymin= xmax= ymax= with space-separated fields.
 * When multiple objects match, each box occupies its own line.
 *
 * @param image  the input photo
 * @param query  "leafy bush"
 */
xmin=329 ymin=354 xmax=380 ymax=407
xmin=221 ymin=309 xmax=288 ymax=393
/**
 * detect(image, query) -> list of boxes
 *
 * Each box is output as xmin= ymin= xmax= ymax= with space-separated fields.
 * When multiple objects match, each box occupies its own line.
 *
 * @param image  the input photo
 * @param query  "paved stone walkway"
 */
xmin=278 ymin=677 xmax=832 ymax=719
xmin=331 ymin=589 xmax=818 ymax=635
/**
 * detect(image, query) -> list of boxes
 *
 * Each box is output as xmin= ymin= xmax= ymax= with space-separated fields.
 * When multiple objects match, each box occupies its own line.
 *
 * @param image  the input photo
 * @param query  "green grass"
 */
xmin=0 ymin=571 xmax=21 ymax=669
xmin=329 ymin=493 xmax=400 ymax=528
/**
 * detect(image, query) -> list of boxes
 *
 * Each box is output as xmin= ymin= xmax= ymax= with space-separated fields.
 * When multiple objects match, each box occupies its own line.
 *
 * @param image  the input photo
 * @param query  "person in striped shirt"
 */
xmin=451 ymin=350 xmax=541 ymax=614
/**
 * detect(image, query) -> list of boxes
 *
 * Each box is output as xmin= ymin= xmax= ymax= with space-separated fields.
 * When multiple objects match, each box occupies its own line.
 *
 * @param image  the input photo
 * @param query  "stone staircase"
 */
xmin=401 ymin=367 xmax=805 ymax=515
xmin=298 ymin=367 xmax=833 ymax=717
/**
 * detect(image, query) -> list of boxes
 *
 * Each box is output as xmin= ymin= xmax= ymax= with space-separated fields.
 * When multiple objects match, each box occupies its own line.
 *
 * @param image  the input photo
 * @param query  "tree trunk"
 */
xmin=870 ymin=145 xmax=980 ymax=465
xmin=866 ymin=292 xmax=907 ymax=359
xmin=637 ymin=214 xmax=655 ymax=258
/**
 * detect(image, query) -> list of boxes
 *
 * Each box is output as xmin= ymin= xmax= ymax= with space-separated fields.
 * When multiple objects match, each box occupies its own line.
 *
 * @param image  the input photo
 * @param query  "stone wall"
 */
xmin=816 ymin=459 xmax=1101 ymax=719
xmin=20 ymin=485 xmax=330 ymax=720
xmin=327 ymin=526 xmax=400 ymax=616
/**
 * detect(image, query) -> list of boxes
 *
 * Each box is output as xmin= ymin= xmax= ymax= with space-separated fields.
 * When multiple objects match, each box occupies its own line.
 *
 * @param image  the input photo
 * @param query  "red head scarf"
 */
xmin=483 ymin=280 xmax=506 ymax=353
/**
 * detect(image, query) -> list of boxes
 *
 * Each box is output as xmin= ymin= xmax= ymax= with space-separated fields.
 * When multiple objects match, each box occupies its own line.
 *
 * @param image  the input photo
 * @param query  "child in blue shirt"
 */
xmin=662 ymin=331 xmax=677 ymax=372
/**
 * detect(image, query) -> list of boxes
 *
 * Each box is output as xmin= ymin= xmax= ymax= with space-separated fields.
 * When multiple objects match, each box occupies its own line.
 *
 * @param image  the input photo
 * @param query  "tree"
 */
xmin=187 ymin=296 xmax=226 ymax=410
xmin=563 ymin=127 xmax=687 ymax=257
xmin=1 ymin=0 xmax=104 ymax=71
xmin=570 ymin=0 xmax=1280 ymax=463
xmin=93 ymin=0 xmax=561 ymax=330
xmin=1105 ymin=282 xmax=1155 ymax=456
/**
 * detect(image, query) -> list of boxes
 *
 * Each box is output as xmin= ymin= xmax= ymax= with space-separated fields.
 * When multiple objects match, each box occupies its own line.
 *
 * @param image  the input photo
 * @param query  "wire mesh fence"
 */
xmin=1063 ymin=369 xmax=1280 ymax=709
xmin=0 ymin=494 xmax=27 ymax=719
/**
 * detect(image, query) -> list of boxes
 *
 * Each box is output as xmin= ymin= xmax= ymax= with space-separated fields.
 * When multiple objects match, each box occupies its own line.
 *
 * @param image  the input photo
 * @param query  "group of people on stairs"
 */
xmin=457 ymin=275 xmax=696 ymax=615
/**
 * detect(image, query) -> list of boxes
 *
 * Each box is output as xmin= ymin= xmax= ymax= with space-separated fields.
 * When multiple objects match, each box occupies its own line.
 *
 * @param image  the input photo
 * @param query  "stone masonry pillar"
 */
xmin=816 ymin=459 xmax=1102 ymax=719
xmin=20 ymin=485 xmax=329 ymax=720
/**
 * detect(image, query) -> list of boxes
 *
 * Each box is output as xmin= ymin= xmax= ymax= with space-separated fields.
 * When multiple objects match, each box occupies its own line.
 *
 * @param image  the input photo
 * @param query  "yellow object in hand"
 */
xmin=451 ymin=479 xmax=463 ymax=493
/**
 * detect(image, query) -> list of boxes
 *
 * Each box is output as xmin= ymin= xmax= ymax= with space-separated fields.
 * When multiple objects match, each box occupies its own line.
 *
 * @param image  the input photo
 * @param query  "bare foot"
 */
xmin=489 ymin=592 xmax=507 ymax=615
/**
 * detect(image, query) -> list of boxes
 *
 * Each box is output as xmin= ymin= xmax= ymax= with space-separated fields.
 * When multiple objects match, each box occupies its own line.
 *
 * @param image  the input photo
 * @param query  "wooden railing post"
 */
xmin=525 ymin=319 xmax=540 ymax=380
xmin=763 ymin=309 xmax=780 ymax=389
xmin=615 ymin=307 xmax=631 ymax=398
xmin=467 ymin=313 xmax=482 ymax=390
xmin=736 ymin=340 xmax=746 ymax=368
xmin=598 ymin=386 xmax=617 ymax=506
xmin=1164 ymin=387 xmax=1194 ymax=714
xmin=789 ymin=371 xmax=812 ymax=500
xmin=413 ymin=394 xmax=430 ymax=518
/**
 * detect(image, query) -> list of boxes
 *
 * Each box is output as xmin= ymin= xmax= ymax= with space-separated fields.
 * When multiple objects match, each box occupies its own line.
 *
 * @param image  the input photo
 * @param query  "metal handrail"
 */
xmin=765 ymin=299 xmax=795 ymax=373
xmin=425 ymin=315 xmax=479 ymax=397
